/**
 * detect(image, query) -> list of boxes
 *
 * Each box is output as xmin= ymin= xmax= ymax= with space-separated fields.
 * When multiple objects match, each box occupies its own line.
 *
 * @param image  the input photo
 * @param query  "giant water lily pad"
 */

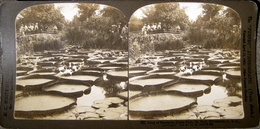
xmin=17 ymin=67 xmax=33 ymax=76
xmin=38 ymin=61 xmax=58 ymax=66
xmin=180 ymin=71 xmax=222 ymax=85
xmin=96 ymin=106 xmax=126 ymax=117
xmin=17 ymin=78 xmax=53 ymax=86
xmin=187 ymin=54 xmax=210 ymax=59
xmin=182 ymin=75 xmax=218 ymax=80
xmin=218 ymin=64 xmax=240 ymax=70
xmin=129 ymin=91 xmax=142 ymax=98
xmin=43 ymin=83 xmax=89 ymax=93
xmin=163 ymin=81 xmax=211 ymax=96
xmin=94 ymin=97 xmax=124 ymax=105
xmin=130 ymin=78 xmax=171 ymax=86
xmin=60 ymin=72 xmax=101 ymax=84
xmin=92 ymin=103 xmax=110 ymax=109
xmin=129 ymin=91 xmax=197 ymax=115
xmin=129 ymin=70 xmax=147 ymax=74
xmin=129 ymin=75 xmax=178 ymax=92
xmin=15 ymin=93 xmax=76 ymax=117
xmin=159 ymin=111 xmax=197 ymax=120
xmin=198 ymin=111 xmax=220 ymax=119
xmin=170 ymin=52 xmax=188 ymax=56
xmin=92 ymin=97 xmax=124 ymax=109
xmin=17 ymin=70 xmax=29 ymax=76
xmin=16 ymin=75 xmax=58 ymax=90
xmin=216 ymin=105 xmax=244 ymax=119
xmin=207 ymin=58 xmax=232 ymax=64
xmin=225 ymin=69 xmax=241 ymax=80
xmin=90 ymin=57 xmax=117 ymax=63
xmin=201 ymin=67 xmax=223 ymax=72
xmin=43 ymin=81 xmax=91 ymax=97
xmin=97 ymin=63 xmax=126 ymax=70
xmin=184 ymin=58 xmax=204 ymax=65
xmin=88 ymin=59 xmax=111 ymax=64
xmin=181 ymin=75 xmax=219 ymax=81
xmin=158 ymin=61 xmax=179 ymax=66
xmin=81 ymin=67 xmax=104 ymax=74
xmin=106 ymin=70 xmax=128 ymax=81
xmin=102 ymin=112 xmax=121 ymax=120
xmin=130 ymin=75 xmax=176 ymax=87
xmin=106 ymin=97 xmax=124 ymax=104
xmin=77 ymin=112 xmax=100 ymax=120
xmin=229 ymin=58 xmax=240 ymax=64
xmin=28 ymin=69 xmax=57 ymax=76
xmin=129 ymin=67 xmax=153 ymax=77
xmin=74 ymin=106 xmax=96 ymax=113
xmin=147 ymin=69 xmax=178 ymax=75
xmin=212 ymin=96 xmax=242 ymax=107
xmin=221 ymin=110 xmax=243 ymax=119
xmin=61 ymin=75 xmax=99 ymax=82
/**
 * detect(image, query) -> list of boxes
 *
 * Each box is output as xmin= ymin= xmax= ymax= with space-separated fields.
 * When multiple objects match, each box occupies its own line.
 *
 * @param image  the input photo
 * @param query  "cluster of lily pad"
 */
xmin=40 ymin=97 xmax=127 ymax=120
xmin=15 ymin=48 xmax=128 ymax=119
xmin=128 ymin=48 xmax=243 ymax=120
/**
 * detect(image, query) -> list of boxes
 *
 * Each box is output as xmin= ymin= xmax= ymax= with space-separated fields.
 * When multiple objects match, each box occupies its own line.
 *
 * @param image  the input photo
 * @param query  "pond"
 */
xmin=15 ymin=48 xmax=242 ymax=120
xmin=128 ymin=48 xmax=242 ymax=120
xmin=197 ymin=85 xmax=228 ymax=105
xmin=77 ymin=86 xmax=106 ymax=106
xmin=15 ymin=49 xmax=128 ymax=120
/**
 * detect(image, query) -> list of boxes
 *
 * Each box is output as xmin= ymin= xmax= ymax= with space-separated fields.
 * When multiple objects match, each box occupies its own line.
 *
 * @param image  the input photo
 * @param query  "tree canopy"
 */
xmin=139 ymin=3 xmax=190 ymax=31
xmin=16 ymin=4 xmax=66 ymax=31
xmin=65 ymin=4 xmax=127 ymax=50
xmin=186 ymin=3 xmax=241 ymax=49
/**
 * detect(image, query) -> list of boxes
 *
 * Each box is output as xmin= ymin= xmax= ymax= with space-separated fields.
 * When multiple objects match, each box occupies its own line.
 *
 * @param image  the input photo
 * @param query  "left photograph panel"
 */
xmin=15 ymin=3 xmax=128 ymax=120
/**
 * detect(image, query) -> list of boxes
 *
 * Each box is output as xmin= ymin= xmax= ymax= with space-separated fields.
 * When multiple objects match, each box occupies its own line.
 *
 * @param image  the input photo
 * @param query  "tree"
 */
xmin=16 ymin=4 xmax=66 ymax=31
xmin=100 ymin=6 xmax=126 ymax=26
xmin=201 ymin=4 xmax=223 ymax=21
xmin=77 ymin=3 xmax=99 ymax=22
xmin=141 ymin=3 xmax=190 ymax=31
xmin=65 ymin=4 xmax=127 ymax=50
xmin=187 ymin=3 xmax=241 ymax=49
xmin=129 ymin=15 xmax=143 ymax=31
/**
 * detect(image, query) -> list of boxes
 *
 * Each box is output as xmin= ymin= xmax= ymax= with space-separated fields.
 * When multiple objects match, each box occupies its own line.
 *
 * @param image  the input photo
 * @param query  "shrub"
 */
xmin=155 ymin=38 xmax=184 ymax=51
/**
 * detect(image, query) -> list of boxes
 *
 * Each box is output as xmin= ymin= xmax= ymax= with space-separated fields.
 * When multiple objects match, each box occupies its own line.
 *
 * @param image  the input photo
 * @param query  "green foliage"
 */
xmin=129 ymin=15 xmax=144 ymax=31
xmin=155 ymin=38 xmax=184 ymax=51
xmin=17 ymin=34 xmax=63 ymax=55
xmin=100 ymin=6 xmax=126 ymax=25
xmin=187 ymin=3 xmax=241 ymax=50
xmin=129 ymin=33 xmax=184 ymax=63
xmin=16 ymin=4 xmax=66 ymax=31
xmin=77 ymin=3 xmax=99 ymax=22
xmin=201 ymin=4 xmax=223 ymax=21
xmin=140 ymin=3 xmax=190 ymax=31
xmin=65 ymin=4 xmax=127 ymax=50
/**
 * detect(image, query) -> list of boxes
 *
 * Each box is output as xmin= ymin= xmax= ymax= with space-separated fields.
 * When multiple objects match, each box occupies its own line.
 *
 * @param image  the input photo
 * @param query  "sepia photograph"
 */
xmin=0 ymin=0 xmax=259 ymax=128
xmin=15 ymin=3 xmax=128 ymax=120
xmin=129 ymin=2 xmax=243 ymax=120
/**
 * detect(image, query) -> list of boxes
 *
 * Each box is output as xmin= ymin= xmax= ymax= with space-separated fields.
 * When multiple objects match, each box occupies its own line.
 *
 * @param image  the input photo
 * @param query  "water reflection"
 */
xmin=197 ymin=85 xmax=228 ymax=105
xmin=77 ymin=85 xmax=106 ymax=106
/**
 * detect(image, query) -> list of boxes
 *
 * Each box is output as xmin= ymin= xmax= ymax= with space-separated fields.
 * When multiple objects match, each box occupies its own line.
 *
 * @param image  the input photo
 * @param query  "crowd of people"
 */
xmin=141 ymin=22 xmax=182 ymax=35
xmin=141 ymin=22 xmax=163 ymax=35
xmin=19 ymin=23 xmax=59 ymax=36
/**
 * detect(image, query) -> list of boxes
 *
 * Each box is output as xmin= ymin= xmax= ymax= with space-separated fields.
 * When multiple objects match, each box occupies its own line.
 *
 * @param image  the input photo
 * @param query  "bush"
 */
xmin=155 ymin=38 xmax=184 ymax=51
xmin=17 ymin=34 xmax=63 ymax=55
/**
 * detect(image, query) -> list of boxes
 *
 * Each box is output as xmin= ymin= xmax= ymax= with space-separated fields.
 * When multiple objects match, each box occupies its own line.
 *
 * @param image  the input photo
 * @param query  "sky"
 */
xmin=54 ymin=3 xmax=79 ymax=21
xmin=133 ymin=3 xmax=203 ymax=22
xmin=54 ymin=3 xmax=108 ymax=21
xmin=179 ymin=3 xmax=203 ymax=21
xmin=54 ymin=3 xmax=203 ymax=22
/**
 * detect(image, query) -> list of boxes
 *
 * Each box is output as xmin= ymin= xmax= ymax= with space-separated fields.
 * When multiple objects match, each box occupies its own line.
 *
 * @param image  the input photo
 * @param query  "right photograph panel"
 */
xmin=128 ymin=2 xmax=244 ymax=120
